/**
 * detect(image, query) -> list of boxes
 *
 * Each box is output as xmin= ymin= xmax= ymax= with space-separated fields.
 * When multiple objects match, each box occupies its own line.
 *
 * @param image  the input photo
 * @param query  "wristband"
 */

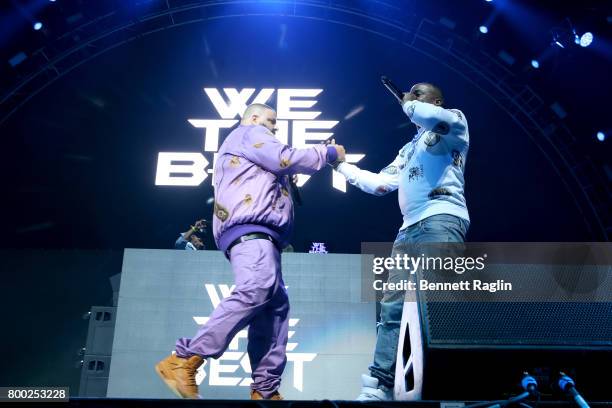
xmin=329 ymin=160 xmax=343 ymax=170
xmin=326 ymin=146 xmax=338 ymax=164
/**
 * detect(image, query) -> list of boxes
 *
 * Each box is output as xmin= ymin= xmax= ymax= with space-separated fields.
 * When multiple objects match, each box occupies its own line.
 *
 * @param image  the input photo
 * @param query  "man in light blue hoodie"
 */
xmin=335 ymin=83 xmax=470 ymax=401
xmin=155 ymin=103 xmax=345 ymax=400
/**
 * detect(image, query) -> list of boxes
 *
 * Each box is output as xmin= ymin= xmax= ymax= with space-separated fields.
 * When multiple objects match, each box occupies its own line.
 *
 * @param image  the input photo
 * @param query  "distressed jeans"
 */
xmin=369 ymin=214 xmax=469 ymax=388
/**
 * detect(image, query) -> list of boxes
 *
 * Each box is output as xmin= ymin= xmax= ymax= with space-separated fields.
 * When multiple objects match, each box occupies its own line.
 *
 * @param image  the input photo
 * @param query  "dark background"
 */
xmin=2 ymin=14 xmax=609 ymax=251
xmin=0 ymin=0 xmax=609 ymax=395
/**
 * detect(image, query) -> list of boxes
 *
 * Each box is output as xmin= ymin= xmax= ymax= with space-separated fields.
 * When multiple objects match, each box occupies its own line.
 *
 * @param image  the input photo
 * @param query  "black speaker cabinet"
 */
xmin=395 ymin=283 xmax=612 ymax=400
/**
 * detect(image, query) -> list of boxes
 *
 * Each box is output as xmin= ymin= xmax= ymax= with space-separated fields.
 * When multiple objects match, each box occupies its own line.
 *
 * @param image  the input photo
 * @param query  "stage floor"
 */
xmin=66 ymin=398 xmax=612 ymax=408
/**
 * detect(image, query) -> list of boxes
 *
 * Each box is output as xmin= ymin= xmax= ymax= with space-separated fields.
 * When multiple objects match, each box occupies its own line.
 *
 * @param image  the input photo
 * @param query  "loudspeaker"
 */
xmin=395 ymin=296 xmax=612 ymax=400
xmin=84 ymin=306 xmax=116 ymax=355
xmin=79 ymin=306 xmax=116 ymax=397
xmin=79 ymin=355 xmax=112 ymax=397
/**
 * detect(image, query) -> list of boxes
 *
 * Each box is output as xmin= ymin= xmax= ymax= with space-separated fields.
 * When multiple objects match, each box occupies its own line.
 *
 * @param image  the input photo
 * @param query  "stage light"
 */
xmin=597 ymin=131 xmax=606 ymax=142
xmin=498 ymin=50 xmax=515 ymax=66
xmin=531 ymin=60 xmax=540 ymax=69
xmin=579 ymin=32 xmax=593 ymax=47
xmin=8 ymin=52 xmax=27 ymax=68
xmin=550 ymin=102 xmax=567 ymax=119
xmin=66 ymin=13 xmax=83 ymax=24
xmin=33 ymin=22 xmax=43 ymax=31
xmin=439 ymin=17 xmax=456 ymax=30
xmin=479 ymin=25 xmax=488 ymax=34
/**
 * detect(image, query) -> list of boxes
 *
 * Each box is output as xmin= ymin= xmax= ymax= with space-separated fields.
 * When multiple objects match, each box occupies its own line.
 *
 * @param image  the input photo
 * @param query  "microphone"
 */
xmin=381 ymin=75 xmax=405 ymax=103
xmin=288 ymin=176 xmax=302 ymax=206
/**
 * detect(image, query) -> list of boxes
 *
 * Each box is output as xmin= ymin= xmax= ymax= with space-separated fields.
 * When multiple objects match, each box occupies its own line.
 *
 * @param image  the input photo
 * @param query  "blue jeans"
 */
xmin=369 ymin=214 xmax=469 ymax=388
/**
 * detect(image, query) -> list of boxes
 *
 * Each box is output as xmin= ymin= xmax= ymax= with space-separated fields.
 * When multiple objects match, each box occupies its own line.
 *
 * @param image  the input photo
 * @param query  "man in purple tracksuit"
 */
xmin=155 ymin=103 xmax=345 ymax=400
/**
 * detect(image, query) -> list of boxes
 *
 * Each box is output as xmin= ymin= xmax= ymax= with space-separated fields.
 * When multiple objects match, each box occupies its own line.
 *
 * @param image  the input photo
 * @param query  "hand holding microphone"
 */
xmin=381 ymin=75 xmax=419 ymax=106
xmin=321 ymin=137 xmax=346 ymax=165
xmin=194 ymin=219 xmax=207 ymax=232
xmin=329 ymin=141 xmax=346 ymax=162
xmin=381 ymin=75 xmax=405 ymax=104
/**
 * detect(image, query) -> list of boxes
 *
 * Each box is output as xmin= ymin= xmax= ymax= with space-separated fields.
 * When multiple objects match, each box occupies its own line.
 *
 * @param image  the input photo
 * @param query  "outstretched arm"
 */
xmin=335 ymin=153 xmax=401 ymax=196
xmin=240 ymin=125 xmax=344 ymax=176
xmin=402 ymin=100 xmax=467 ymax=137
xmin=175 ymin=220 xmax=205 ymax=249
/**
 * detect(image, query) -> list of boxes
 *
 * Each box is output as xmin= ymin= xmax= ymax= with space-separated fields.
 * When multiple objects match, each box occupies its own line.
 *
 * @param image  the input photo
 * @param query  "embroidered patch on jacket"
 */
xmin=408 ymin=164 xmax=424 ymax=182
xmin=452 ymin=150 xmax=464 ymax=169
xmin=281 ymin=188 xmax=289 ymax=197
xmin=214 ymin=202 xmax=230 ymax=221
xmin=280 ymin=158 xmax=290 ymax=168
xmin=449 ymin=109 xmax=463 ymax=121
xmin=229 ymin=156 xmax=241 ymax=168
xmin=428 ymin=187 xmax=452 ymax=199
xmin=253 ymin=142 xmax=264 ymax=148
xmin=402 ymin=137 xmax=420 ymax=164
xmin=376 ymin=186 xmax=389 ymax=194
xmin=382 ymin=165 xmax=399 ymax=175
xmin=423 ymin=132 xmax=441 ymax=147
xmin=432 ymin=121 xmax=450 ymax=135
xmin=244 ymin=194 xmax=253 ymax=205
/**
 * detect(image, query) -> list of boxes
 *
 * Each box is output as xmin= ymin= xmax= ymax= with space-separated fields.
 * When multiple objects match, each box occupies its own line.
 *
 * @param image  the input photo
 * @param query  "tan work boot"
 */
xmin=155 ymin=353 xmax=204 ymax=399
xmin=250 ymin=390 xmax=283 ymax=400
